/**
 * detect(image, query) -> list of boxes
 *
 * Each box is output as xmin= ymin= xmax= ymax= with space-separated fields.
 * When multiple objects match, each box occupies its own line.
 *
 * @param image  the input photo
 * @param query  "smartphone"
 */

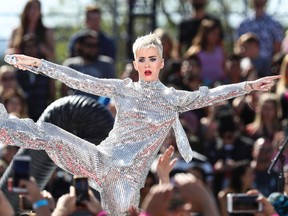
xmin=12 ymin=155 xmax=31 ymax=193
xmin=227 ymin=193 xmax=263 ymax=213
xmin=74 ymin=176 xmax=89 ymax=206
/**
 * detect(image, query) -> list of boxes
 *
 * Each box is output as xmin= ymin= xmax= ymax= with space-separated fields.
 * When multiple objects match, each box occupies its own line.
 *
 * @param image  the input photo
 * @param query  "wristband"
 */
xmin=32 ymin=199 xmax=49 ymax=210
xmin=96 ymin=210 xmax=108 ymax=216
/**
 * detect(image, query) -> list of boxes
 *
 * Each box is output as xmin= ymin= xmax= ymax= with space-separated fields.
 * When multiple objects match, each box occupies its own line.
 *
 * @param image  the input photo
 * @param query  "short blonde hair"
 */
xmin=132 ymin=33 xmax=163 ymax=59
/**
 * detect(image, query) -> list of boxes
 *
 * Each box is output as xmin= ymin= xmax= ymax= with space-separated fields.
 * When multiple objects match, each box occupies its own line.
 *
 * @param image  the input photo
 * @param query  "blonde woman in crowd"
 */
xmin=244 ymin=92 xmax=284 ymax=142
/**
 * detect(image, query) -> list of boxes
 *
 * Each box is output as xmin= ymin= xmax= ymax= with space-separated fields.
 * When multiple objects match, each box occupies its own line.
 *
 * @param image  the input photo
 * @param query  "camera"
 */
xmin=227 ymin=193 xmax=263 ymax=213
xmin=12 ymin=155 xmax=31 ymax=193
xmin=74 ymin=176 xmax=89 ymax=206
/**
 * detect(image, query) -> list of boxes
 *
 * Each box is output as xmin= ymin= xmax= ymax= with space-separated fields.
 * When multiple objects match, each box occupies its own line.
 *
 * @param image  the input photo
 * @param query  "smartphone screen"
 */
xmin=74 ymin=176 xmax=89 ymax=206
xmin=12 ymin=155 xmax=31 ymax=193
xmin=227 ymin=193 xmax=262 ymax=213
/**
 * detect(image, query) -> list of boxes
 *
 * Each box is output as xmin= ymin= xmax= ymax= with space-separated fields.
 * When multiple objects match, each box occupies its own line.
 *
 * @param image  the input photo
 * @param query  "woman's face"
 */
xmin=27 ymin=1 xmax=41 ymax=22
xmin=207 ymin=27 xmax=220 ymax=45
xmin=133 ymin=47 xmax=164 ymax=82
xmin=6 ymin=96 xmax=22 ymax=115
xmin=261 ymin=100 xmax=277 ymax=121
xmin=0 ymin=72 xmax=17 ymax=90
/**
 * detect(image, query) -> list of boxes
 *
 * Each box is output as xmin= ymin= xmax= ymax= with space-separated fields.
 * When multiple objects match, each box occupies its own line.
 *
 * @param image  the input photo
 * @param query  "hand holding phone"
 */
xmin=227 ymin=193 xmax=263 ymax=213
xmin=73 ymin=176 xmax=89 ymax=207
xmin=12 ymin=155 xmax=31 ymax=193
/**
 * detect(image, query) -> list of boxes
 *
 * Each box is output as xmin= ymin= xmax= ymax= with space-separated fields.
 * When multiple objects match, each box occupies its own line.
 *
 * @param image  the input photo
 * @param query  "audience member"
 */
xmin=0 ymin=190 xmax=14 ymax=216
xmin=223 ymin=53 xmax=246 ymax=84
xmin=44 ymin=168 xmax=72 ymax=202
xmin=232 ymin=91 xmax=259 ymax=129
xmin=150 ymin=145 xmax=220 ymax=216
xmin=62 ymin=29 xmax=116 ymax=99
xmin=180 ymin=54 xmax=202 ymax=91
xmin=6 ymin=0 xmax=55 ymax=61
xmin=173 ymin=173 xmax=220 ymax=216
xmin=284 ymin=165 xmax=288 ymax=195
xmin=271 ymin=52 xmax=286 ymax=76
xmin=153 ymin=28 xmax=179 ymax=85
xmin=184 ymin=19 xmax=226 ymax=87
xmin=139 ymin=171 xmax=157 ymax=208
xmin=12 ymin=176 xmax=52 ymax=216
xmin=12 ymin=30 xmax=56 ymax=121
xmin=120 ymin=63 xmax=139 ymax=82
xmin=1 ymin=145 xmax=19 ymax=165
xmin=236 ymin=0 xmax=284 ymax=62
xmin=275 ymin=54 xmax=288 ymax=120
xmin=282 ymin=30 xmax=288 ymax=54
xmin=246 ymin=189 xmax=279 ymax=216
xmin=178 ymin=0 xmax=223 ymax=56
xmin=212 ymin=112 xmax=254 ymax=195
xmin=217 ymin=160 xmax=255 ymax=216
xmin=0 ymin=65 xmax=22 ymax=100
xmin=2 ymin=89 xmax=28 ymax=118
xmin=156 ymin=145 xmax=178 ymax=185
xmin=140 ymin=184 xmax=175 ymax=216
xmin=251 ymin=138 xmax=278 ymax=197
xmin=244 ymin=92 xmax=284 ymax=142
xmin=237 ymin=32 xmax=271 ymax=78
xmin=68 ymin=5 xmax=116 ymax=60
xmin=51 ymin=185 xmax=104 ymax=216
xmin=0 ymin=159 xmax=7 ymax=178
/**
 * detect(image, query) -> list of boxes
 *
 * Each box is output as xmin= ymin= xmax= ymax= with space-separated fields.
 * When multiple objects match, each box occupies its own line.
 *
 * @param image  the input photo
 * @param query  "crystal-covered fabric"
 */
xmin=0 ymin=59 xmax=248 ymax=215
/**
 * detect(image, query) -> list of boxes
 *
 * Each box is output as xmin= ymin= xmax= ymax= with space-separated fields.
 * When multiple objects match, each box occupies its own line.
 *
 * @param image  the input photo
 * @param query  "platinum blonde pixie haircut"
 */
xmin=132 ymin=33 xmax=163 ymax=59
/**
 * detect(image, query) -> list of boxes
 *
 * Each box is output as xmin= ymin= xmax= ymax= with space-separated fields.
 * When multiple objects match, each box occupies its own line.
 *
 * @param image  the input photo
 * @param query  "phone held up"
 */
xmin=12 ymin=155 xmax=31 ymax=193
xmin=74 ymin=176 xmax=89 ymax=207
xmin=227 ymin=193 xmax=263 ymax=213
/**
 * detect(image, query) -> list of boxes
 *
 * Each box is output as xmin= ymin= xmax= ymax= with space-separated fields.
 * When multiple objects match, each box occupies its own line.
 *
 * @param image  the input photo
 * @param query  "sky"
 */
xmin=0 ymin=0 xmax=287 ymax=56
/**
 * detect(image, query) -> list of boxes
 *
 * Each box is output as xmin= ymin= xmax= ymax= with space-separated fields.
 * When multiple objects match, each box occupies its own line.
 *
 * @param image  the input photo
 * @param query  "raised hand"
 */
xmin=157 ymin=145 xmax=177 ymax=184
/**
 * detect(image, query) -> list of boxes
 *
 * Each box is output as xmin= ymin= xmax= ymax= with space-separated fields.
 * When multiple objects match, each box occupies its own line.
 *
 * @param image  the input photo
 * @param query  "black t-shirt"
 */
xmin=178 ymin=14 xmax=223 ymax=52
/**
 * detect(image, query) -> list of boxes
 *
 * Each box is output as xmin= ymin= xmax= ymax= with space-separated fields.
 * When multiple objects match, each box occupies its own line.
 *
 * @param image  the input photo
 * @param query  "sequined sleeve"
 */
xmin=176 ymin=82 xmax=248 ymax=112
xmin=38 ymin=59 xmax=122 ymax=98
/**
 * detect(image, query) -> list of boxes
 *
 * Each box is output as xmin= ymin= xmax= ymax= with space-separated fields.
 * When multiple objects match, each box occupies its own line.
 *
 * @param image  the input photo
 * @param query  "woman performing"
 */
xmin=1 ymin=33 xmax=280 ymax=215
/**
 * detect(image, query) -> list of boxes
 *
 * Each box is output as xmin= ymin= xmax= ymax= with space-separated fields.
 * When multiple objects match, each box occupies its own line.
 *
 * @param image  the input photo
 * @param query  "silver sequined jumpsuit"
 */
xmin=0 ymin=60 xmax=249 ymax=215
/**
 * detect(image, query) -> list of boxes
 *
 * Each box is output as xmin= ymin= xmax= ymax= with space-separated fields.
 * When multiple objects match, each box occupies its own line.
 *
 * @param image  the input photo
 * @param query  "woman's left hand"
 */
xmin=246 ymin=75 xmax=281 ymax=92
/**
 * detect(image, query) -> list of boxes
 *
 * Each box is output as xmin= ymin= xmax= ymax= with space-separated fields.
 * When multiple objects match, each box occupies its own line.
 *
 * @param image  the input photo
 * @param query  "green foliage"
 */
xmin=54 ymin=26 xmax=81 ymax=64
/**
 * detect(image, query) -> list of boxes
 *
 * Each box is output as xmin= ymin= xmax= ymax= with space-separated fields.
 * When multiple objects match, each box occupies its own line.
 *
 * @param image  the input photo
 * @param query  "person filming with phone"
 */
xmin=52 ymin=176 xmax=105 ymax=216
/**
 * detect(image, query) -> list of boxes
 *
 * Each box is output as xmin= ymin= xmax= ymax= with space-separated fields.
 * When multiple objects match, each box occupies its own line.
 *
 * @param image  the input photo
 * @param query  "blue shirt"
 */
xmin=237 ymin=13 xmax=284 ymax=59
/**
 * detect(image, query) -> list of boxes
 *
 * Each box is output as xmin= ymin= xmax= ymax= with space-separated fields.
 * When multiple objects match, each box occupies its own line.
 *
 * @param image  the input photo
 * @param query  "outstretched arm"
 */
xmin=5 ymin=54 xmax=121 ymax=98
xmin=176 ymin=75 xmax=281 ymax=112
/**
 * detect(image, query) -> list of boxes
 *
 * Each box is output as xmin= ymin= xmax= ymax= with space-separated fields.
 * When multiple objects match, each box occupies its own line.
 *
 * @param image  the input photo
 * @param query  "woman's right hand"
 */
xmin=5 ymin=54 xmax=41 ymax=70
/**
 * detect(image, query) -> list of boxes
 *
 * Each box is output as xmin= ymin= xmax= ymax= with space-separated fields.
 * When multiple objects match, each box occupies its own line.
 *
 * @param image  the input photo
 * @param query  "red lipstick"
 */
xmin=144 ymin=70 xmax=152 ymax=76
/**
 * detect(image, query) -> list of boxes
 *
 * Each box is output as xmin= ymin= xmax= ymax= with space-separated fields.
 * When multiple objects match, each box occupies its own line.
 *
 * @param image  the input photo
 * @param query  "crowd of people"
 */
xmin=1 ymin=0 xmax=288 ymax=215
